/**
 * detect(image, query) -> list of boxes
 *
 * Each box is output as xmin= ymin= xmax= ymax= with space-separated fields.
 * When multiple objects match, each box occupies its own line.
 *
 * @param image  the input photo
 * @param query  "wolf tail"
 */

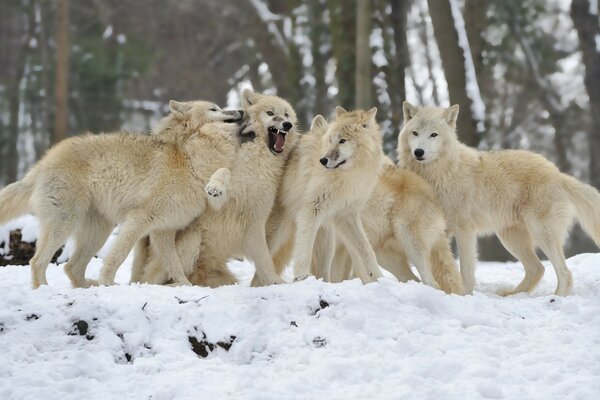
xmin=0 ymin=175 xmax=35 ymax=226
xmin=563 ymin=175 xmax=600 ymax=247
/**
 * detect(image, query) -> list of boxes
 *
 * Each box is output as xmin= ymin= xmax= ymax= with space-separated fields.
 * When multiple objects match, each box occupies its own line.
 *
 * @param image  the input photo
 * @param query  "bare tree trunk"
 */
xmin=309 ymin=0 xmax=329 ymax=116
xmin=571 ymin=0 xmax=600 ymax=189
xmin=427 ymin=0 xmax=482 ymax=146
xmin=388 ymin=0 xmax=410 ymax=144
xmin=53 ymin=0 xmax=69 ymax=144
xmin=355 ymin=0 xmax=372 ymax=109
xmin=328 ymin=0 xmax=356 ymax=110
xmin=417 ymin=1 xmax=440 ymax=105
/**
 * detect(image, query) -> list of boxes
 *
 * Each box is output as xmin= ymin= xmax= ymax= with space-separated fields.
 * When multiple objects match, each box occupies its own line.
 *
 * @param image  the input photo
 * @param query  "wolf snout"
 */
xmin=319 ymin=158 xmax=328 ymax=167
xmin=414 ymin=148 xmax=425 ymax=158
xmin=282 ymin=121 xmax=293 ymax=131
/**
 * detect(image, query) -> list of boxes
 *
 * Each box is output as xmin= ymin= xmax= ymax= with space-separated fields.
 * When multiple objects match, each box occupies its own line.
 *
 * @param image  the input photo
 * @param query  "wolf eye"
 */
xmin=413 ymin=131 xmax=418 ymax=136
xmin=362 ymin=124 xmax=367 ymax=128
xmin=339 ymin=139 xmax=347 ymax=144
xmin=266 ymin=111 xmax=274 ymax=116
xmin=285 ymin=112 xmax=289 ymax=118
xmin=210 ymin=107 xmax=218 ymax=111
xmin=430 ymin=133 xmax=438 ymax=137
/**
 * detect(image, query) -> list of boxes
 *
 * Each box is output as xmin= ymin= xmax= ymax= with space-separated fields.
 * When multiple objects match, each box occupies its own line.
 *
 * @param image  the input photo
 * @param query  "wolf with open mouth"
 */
xmin=134 ymin=90 xmax=300 ymax=287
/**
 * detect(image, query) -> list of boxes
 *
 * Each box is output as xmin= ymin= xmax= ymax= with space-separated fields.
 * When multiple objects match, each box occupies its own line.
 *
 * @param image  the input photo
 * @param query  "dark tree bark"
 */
xmin=571 ymin=0 xmax=600 ymax=189
xmin=308 ymin=0 xmax=329 ymax=116
xmin=355 ymin=0 xmax=372 ymax=109
xmin=327 ymin=0 xmax=356 ymax=110
xmin=53 ymin=0 xmax=70 ymax=144
xmin=388 ymin=0 xmax=410 ymax=146
xmin=427 ymin=0 xmax=481 ymax=147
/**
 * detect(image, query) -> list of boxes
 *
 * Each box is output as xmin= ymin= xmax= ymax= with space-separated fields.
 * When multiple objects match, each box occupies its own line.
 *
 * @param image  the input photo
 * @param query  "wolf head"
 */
xmin=169 ymin=100 xmax=243 ymax=128
xmin=398 ymin=102 xmax=459 ymax=164
xmin=153 ymin=100 xmax=243 ymax=138
xmin=241 ymin=89 xmax=297 ymax=155
xmin=313 ymin=106 xmax=382 ymax=170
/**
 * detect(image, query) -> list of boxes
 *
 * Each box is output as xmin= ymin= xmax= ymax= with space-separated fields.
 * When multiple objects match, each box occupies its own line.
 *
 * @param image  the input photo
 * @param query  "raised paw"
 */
xmin=205 ymin=180 xmax=226 ymax=198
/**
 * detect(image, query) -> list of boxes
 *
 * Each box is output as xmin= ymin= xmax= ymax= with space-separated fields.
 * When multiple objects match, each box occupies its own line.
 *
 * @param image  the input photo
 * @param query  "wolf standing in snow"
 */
xmin=398 ymin=102 xmax=600 ymax=296
xmin=329 ymin=158 xmax=465 ymax=295
xmin=268 ymin=107 xmax=384 ymax=283
xmin=135 ymin=90 xmax=299 ymax=287
xmin=0 ymin=101 xmax=242 ymax=288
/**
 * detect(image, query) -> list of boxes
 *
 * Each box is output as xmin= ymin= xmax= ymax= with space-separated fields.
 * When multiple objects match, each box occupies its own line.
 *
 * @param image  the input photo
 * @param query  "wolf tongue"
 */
xmin=274 ymin=133 xmax=285 ymax=152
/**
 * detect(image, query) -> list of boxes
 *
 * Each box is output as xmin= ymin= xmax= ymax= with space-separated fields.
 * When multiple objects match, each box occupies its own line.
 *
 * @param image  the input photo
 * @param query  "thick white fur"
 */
xmin=329 ymin=158 xmax=465 ymax=295
xmin=398 ymin=102 xmax=600 ymax=296
xmin=134 ymin=90 xmax=299 ymax=287
xmin=268 ymin=108 xmax=385 ymax=283
xmin=0 ymin=100 xmax=242 ymax=288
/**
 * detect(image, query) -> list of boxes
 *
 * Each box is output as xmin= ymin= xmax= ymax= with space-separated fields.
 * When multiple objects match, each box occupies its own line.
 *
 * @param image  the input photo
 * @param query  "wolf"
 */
xmin=328 ymin=159 xmax=465 ymax=295
xmin=0 ymin=100 xmax=242 ymax=288
xmin=398 ymin=102 xmax=600 ymax=296
xmin=267 ymin=108 xmax=385 ymax=283
xmin=132 ymin=90 xmax=299 ymax=287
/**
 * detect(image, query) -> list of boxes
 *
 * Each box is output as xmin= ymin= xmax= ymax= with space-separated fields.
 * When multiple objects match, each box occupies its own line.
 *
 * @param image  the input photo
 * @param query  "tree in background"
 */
xmin=53 ymin=0 xmax=69 ymax=145
xmin=571 ymin=0 xmax=600 ymax=190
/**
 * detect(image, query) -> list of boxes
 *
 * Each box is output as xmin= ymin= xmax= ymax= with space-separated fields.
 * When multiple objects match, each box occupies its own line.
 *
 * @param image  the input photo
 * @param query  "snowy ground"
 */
xmin=1 ymin=217 xmax=600 ymax=400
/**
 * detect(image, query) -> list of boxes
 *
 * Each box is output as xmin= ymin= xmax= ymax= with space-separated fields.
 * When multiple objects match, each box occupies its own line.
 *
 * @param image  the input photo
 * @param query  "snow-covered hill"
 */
xmin=1 ymin=217 xmax=599 ymax=400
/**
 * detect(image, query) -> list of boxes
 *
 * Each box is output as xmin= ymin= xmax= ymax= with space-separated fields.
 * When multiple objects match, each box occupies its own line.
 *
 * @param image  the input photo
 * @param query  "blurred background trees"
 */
xmin=0 ymin=0 xmax=598 ymax=258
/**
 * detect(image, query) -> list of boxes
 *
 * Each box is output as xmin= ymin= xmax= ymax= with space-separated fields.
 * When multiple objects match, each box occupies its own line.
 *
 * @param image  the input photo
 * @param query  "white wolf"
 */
xmin=0 ymin=100 xmax=242 ymax=288
xmin=267 ymin=108 xmax=385 ymax=283
xmin=398 ymin=102 xmax=600 ymax=296
xmin=133 ymin=90 xmax=300 ymax=287
xmin=329 ymin=158 xmax=465 ymax=295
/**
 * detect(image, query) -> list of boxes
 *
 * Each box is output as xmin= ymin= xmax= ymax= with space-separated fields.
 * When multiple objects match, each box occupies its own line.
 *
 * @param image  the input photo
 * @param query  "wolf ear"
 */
xmin=364 ymin=107 xmax=377 ymax=124
xmin=335 ymin=106 xmax=348 ymax=117
xmin=242 ymin=89 xmax=260 ymax=109
xmin=442 ymin=104 xmax=460 ymax=127
xmin=402 ymin=101 xmax=418 ymax=122
xmin=169 ymin=100 xmax=192 ymax=118
xmin=310 ymin=114 xmax=328 ymax=136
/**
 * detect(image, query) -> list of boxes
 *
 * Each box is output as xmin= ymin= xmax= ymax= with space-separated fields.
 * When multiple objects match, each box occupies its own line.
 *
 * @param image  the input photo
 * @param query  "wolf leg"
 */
xmin=149 ymin=229 xmax=192 ymax=286
xmin=291 ymin=208 xmax=322 ymax=281
xmin=98 ymin=211 xmax=153 ymax=285
xmin=205 ymin=167 xmax=231 ymax=210
xmin=311 ymin=225 xmax=335 ymax=280
xmin=129 ymin=237 xmax=150 ymax=283
xmin=455 ymin=229 xmax=478 ymax=295
xmin=64 ymin=212 xmax=113 ymax=288
xmin=496 ymin=225 xmax=545 ymax=295
xmin=244 ymin=222 xmax=285 ymax=286
xmin=334 ymin=212 xmax=382 ymax=283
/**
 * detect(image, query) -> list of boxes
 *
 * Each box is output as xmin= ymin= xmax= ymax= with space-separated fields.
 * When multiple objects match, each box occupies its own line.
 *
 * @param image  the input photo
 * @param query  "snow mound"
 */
xmin=1 ymin=217 xmax=600 ymax=399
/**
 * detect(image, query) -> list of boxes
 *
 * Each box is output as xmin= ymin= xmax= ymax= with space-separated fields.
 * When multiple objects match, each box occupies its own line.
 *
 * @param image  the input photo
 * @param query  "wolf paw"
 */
xmin=293 ymin=273 xmax=312 ymax=282
xmin=205 ymin=180 xmax=226 ymax=198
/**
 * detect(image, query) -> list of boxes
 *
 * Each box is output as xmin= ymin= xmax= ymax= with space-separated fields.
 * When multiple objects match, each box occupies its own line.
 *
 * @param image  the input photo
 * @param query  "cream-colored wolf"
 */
xmin=267 ymin=108 xmax=385 ymax=283
xmin=398 ymin=102 xmax=600 ymax=296
xmin=329 ymin=158 xmax=465 ymax=295
xmin=0 ymin=100 xmax=242 ymax=288
xmin=132 ymin=90 xmax=299 ymax=287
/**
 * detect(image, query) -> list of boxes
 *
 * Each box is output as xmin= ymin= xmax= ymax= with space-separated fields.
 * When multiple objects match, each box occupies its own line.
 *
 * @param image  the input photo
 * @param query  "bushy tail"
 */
xmin=430 ymin=237 xmax=465 ymax=295
xmin=0 ymin=178 xmax=33 ymax=226
xmin=564 ymin=176 xmax=600 ymax=247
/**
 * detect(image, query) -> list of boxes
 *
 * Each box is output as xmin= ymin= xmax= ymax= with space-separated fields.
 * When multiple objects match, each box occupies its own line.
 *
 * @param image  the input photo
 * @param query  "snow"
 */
xmin=448 ymin=0 xmax=486 ymax=132
xmin=1 ymin=217 xmax=600 ymax=399
xmin=590 ymin=0 xmax=598 ymax=15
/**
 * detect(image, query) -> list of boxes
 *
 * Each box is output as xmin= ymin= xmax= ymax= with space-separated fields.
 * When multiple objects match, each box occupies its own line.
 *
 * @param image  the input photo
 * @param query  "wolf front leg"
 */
xmin=205 ymin=167 xmax=232 ymax=210
xmin=311 ymin=225 xmax=336 ymax=280
xmin=244 ymin=222 xmax=286 ymax=286
xmin=129 ymin=237 xmax=150 ymax=283
xmin=291 ymin=207 xmax=323 ymax=281
xmin=334 ymin=212 xmax=382 ymax=283
xmin=455 ymin=228 xmax=478 ymax=295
